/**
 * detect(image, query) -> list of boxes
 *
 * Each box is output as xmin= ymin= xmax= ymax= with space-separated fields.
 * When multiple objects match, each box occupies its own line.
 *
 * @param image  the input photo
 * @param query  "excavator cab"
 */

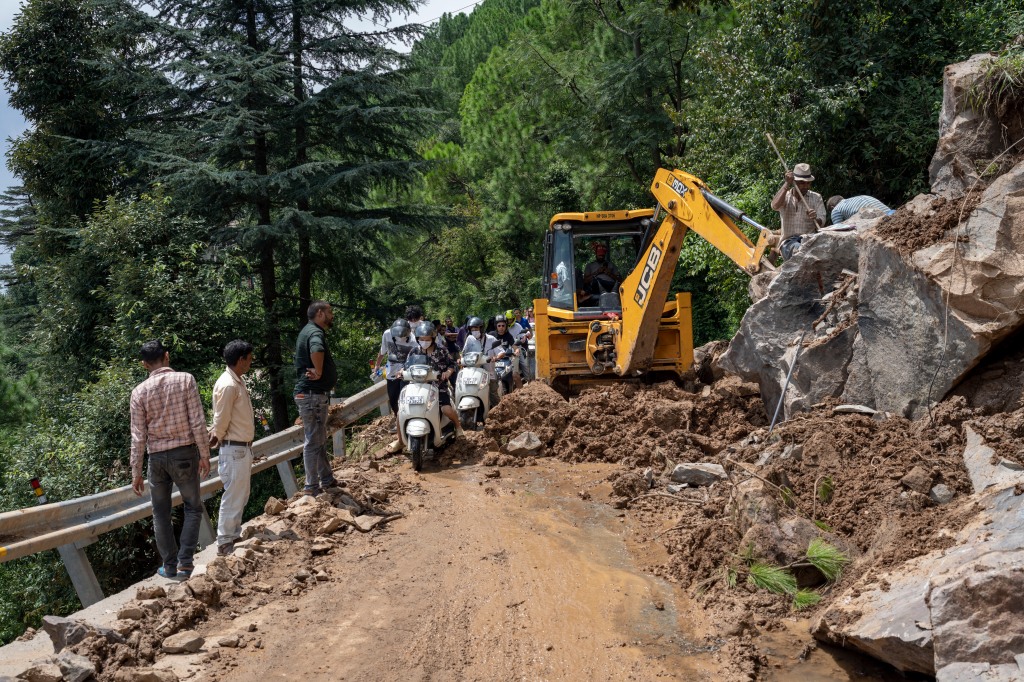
xmin=542 ymin=210 xmax=655 ymax=317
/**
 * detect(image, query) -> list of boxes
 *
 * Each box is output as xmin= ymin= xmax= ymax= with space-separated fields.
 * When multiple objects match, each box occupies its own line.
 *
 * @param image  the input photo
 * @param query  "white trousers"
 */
xmin=217 ymin=444 xmax=252 ymax=546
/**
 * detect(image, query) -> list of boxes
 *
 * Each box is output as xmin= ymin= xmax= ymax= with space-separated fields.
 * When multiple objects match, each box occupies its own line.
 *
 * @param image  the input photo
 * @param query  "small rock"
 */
xmin=290 ymin=495 xmax=317 ymax=509
xmin=206 ymin=557 xmax=234 ymax=584
xmin=166 ymin=584 xmax=190 ymax=603
xmin=310 ymin=541 xmax=333 ymax=554
xmin=666 ymin=484 xmax=688 ymax=494
xmin=653 ymin=601 xmax=665 ymax=611
xmin=217 ymin=634 xmax=240 ymax=648
xmin=41 ymin=615 xmax=124 ymax=652
xmin=56 ymin=651 xmax=96 ymax=682
xmin=286 ymin=607 xmax=299 ymax=613
xmin=353 ymin=515 xmax=385 ymax=533
xmin=18 ymin=663 xmax=63 ymax=682
xmin=247 ymin=623 xmax=258 ymax=632
xmin=186 ymin=575 xmax=221 ymax=607
xmin=251 ymin=582 xmax=272 ymax=593
xmin=294 ymin=570 xmax=311 ymax=582
xmin=136 ymin=586 xmax=166 ymax=600
xmin=263 ymin=497 xmax=286 ymax=515
xmin=117 ymin=604 xmax=147 ymax=621
xmin=781 ymin=444 xmax=804 ymax=461
xmin=506 ymin=432 xmax=543 ymax=457
xmin=930 ymin=484 xmax=954 ymax=505
xmin=317 ymin=517 xmax=342 ymax=534
xmin=578 ymin=490 xmax=591 ymax=500
xmin=643 ymin=467 xmax=655 ymax=488
xmin=484 ymin=469 xmax=501 ymax=479
xmin=900 ymin=466 xmax=935 ymax=495
xmin=544 ymin=643 xmax=554 ymax=651
xmin=161 ymin=630 xmax=205 ymax=654
xmin=670 ymin=463 xmax=727 ymax=486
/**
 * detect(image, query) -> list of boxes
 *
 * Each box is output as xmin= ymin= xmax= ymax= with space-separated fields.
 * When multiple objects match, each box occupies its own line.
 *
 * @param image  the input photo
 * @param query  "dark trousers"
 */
xmin=386 ymin=378 xmax=408 ymax=415
xmin=149 ymin=444 xmax=203 ymax=572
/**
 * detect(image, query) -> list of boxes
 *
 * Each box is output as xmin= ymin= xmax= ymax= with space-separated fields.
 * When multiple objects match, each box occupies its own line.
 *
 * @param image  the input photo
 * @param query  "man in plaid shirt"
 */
xmin=130 ymin=340 xmax=211 ymax=579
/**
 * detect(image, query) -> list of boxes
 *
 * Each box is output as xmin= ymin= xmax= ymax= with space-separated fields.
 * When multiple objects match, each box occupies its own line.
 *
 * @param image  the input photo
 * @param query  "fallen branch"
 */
xmin=628 ymin=492 xmax=703 ymax=504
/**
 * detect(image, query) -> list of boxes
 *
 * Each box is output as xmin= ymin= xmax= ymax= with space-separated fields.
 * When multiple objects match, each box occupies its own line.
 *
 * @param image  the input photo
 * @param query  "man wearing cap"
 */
xmin=582 ymin=241 xmax=622 ymax=298
xmin=770 ymin=163 xmax=826 ymax=260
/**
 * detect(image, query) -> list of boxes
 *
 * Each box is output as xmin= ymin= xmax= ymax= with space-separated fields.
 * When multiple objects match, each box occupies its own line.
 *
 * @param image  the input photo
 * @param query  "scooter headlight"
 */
xmin=410 ymin=366 xmax=428 ymax=380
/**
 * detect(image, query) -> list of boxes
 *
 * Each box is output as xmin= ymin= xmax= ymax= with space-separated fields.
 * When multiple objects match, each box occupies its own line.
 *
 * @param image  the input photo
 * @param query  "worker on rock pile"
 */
xmin=770 ymin=162 xmax=826 ymax=260
xmin=827 ymin=195 xmax=894 ymax=224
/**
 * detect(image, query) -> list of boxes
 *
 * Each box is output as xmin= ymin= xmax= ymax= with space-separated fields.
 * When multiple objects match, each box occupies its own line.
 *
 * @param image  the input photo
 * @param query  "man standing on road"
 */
xmin=770 ymin=163 xmax=826 ymax=260
xmin=209 ymin=339 xmax=255 ymax=556
xmin=294 ymin=301 xmax=341 ymax=496
xmin=130 ymin=340 xmax=211 ymax=579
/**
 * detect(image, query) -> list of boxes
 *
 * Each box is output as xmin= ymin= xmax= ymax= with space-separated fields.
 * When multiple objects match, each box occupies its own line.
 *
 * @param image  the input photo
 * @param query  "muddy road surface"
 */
xmin=201 ymin=460 xmax=895 ymax=682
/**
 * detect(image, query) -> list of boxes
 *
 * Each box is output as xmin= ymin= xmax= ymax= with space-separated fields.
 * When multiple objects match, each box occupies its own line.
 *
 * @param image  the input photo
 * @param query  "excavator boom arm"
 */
xmin=611 ymin=168 xmax=773 ymax=375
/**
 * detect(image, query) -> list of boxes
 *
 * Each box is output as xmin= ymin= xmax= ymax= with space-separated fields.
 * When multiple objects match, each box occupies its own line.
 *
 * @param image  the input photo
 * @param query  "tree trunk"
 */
xmin=249 ymin=0 xmax=289 ymax=431
xmin=293 ymin=0 xmax=312 ymax=327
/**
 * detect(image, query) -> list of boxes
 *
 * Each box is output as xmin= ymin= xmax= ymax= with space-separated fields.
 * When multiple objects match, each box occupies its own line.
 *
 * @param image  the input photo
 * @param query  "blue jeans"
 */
xmin=149 ymin=445 xmax=203 ymax=572
xmin=295 ymin=392 xmax=335 ymax=492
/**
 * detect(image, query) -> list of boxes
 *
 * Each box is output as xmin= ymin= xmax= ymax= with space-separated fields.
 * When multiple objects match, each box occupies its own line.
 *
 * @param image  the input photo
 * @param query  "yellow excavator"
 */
xmin=534 ymin=168 xmax=776 ymax=391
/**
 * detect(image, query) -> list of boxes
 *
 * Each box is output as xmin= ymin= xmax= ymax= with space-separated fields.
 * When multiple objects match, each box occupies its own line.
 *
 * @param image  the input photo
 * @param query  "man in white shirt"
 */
xmin=209 ymin=339 xmax=256 ymax=556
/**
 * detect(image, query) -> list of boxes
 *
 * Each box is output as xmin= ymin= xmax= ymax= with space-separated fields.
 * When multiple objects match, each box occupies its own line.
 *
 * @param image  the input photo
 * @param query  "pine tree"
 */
xmin=143 ymin=0 xmax=436 ymax=427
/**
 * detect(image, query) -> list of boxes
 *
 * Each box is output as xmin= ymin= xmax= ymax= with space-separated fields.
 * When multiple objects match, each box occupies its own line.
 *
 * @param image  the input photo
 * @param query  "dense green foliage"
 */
xmin=0 ymin=0 xmax=1020 ymax=644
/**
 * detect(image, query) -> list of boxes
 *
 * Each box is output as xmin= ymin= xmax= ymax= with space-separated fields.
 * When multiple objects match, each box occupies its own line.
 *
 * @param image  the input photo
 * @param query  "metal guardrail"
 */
xmin=0 ymin=380 xmax=388 ymax=606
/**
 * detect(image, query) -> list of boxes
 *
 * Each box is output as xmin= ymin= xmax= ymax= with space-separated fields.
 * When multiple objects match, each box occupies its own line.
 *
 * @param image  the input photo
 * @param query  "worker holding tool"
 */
xmin=770 ymin=162 xmax=827 ymax=260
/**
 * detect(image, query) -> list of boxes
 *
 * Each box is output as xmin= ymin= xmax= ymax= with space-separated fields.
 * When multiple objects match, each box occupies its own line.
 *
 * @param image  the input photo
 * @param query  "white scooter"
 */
xmin=455 ymin=336 xmax=491 ymax=430
xmin=397 ymin=354 xmax=456 ymax=471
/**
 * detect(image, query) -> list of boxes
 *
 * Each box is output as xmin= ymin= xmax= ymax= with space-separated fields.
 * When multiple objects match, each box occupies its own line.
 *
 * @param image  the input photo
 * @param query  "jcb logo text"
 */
xmin=634 ymin=245 xmax=663 ymax=306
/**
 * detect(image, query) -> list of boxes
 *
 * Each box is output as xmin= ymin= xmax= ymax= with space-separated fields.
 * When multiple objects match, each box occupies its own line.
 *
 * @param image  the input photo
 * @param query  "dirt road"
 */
xmin=198 ymin=460 xmax=896 ymax=682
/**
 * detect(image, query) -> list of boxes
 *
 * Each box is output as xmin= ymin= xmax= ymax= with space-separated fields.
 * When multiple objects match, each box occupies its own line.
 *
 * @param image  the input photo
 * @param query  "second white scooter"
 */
xmin=455 ymin=335 xmax=491 ymax=430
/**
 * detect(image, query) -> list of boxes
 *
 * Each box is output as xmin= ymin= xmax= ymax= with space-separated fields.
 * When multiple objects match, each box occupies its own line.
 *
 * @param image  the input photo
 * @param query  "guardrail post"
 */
xmin=56 ymin=544 xmax=104 ymax=607
xmin=331 ymin=397 xmax=346 ymax=460
xmin=198 ymin=510 xmax=216 ymax=548
xmin=276 ymin=462 xmax=299 ymax=497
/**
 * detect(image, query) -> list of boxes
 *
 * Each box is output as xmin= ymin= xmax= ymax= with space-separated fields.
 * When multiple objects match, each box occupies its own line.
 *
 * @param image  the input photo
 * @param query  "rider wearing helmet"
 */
xmin=491 ymin=314 xmax=524 ymax=392
xmin=408 ymin=320 xmax=463 ymax=437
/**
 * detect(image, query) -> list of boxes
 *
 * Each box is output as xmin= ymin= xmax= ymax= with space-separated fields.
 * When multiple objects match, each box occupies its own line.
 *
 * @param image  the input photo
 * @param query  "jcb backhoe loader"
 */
xmin=534 ymin=168 xmax=775 ymax=392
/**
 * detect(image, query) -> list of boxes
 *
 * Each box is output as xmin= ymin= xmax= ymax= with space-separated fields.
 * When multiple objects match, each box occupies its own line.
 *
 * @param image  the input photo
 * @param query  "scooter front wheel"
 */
xmin=409 ymin=435 xmax=424 ymax=472
xmin=459 ymin=407 xmax=476 ymax=431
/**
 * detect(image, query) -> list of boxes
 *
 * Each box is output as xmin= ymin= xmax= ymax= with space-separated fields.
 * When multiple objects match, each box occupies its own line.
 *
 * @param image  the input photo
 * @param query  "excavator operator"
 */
xmin=582 ymin=240 xmax=622 ymax=300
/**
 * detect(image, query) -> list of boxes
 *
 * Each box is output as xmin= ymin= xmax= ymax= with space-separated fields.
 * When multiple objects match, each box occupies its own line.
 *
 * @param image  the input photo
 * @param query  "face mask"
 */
xmin=418 ymin=339 xmax=431 ymax=349
xmin=471 ymin=331 xmax=481 ymax=339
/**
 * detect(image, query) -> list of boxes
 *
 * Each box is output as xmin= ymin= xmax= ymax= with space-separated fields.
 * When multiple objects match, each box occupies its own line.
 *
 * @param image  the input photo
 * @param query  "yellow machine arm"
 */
xmin=588 ymin=168 xmax=775 ymax=377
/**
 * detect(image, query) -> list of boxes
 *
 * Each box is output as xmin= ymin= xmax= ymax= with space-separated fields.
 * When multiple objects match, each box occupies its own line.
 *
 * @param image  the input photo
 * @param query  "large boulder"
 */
xmin=722 ymin=70 xmax=1024 ymax=420
xmin=813 ymin=483 xmax=1024 ymax=677
xmin=929 ymin=51 xmax=1024 ymax=198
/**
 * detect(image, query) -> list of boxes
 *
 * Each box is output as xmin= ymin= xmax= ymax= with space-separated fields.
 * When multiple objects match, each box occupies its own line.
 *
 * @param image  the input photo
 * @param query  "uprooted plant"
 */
xmin=725 ymin=538 xmax=849 ymax=610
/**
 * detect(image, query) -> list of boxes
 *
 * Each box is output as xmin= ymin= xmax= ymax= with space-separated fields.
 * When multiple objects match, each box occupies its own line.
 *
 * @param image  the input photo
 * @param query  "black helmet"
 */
xmin=390 ymin=319 xmax=410 ymax=339
xmin=467 ymin=316 xmax=484 ymax=329
xmin=414 ymin=320 xmax=436 ymax=339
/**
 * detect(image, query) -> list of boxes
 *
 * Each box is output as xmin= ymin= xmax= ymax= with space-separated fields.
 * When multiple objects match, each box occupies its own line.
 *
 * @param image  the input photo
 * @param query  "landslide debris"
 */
xmin=46 ymin=466 xmax=415 ymax=682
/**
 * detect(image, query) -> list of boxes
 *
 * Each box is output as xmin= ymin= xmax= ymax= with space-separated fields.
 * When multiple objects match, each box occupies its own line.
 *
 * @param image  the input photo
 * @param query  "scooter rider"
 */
xmin=491 ymin=314 xmax=524 ymax=391
xmin=410 ymin=321 xmax=464 ymax=438
xmin=464 ymin=316 xmax=500 ymax=407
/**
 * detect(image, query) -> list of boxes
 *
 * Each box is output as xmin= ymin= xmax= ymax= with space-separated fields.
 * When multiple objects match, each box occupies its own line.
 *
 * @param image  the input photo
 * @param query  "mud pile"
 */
xmin=484 ymin=377 xmax=767 ymax=468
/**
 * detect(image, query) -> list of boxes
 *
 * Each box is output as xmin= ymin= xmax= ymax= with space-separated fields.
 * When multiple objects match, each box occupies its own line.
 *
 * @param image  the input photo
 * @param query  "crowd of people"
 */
xmin=127 ymin=299 xmax=537 ymax=580
xmin=372 ymin=304 xmax=536 ymax=455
